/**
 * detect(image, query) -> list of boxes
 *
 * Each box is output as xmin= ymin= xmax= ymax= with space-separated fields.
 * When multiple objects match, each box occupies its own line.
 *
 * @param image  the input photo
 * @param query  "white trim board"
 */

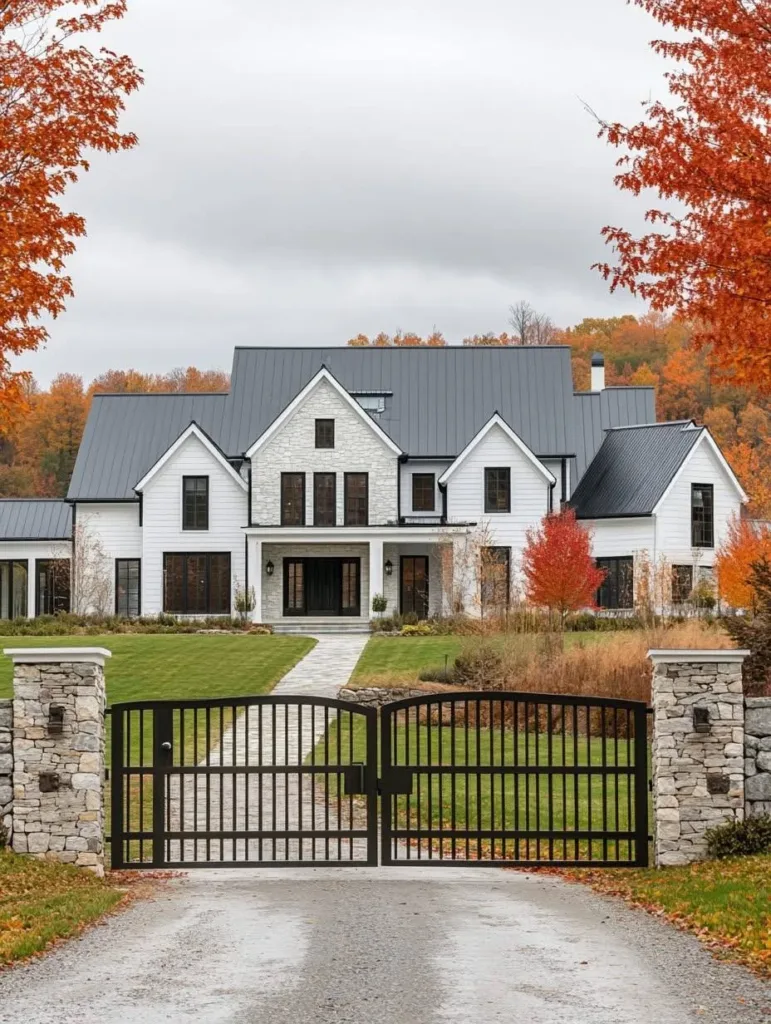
xmin=244 ymin=367 xmax=402 ymax=458
xmin=438 ymin=413 xmax=556 ymax=486
xmin=134 ymin=423 xmax=248 ymax=493
xmin=4 ymin=647 xmax=113 ymax=666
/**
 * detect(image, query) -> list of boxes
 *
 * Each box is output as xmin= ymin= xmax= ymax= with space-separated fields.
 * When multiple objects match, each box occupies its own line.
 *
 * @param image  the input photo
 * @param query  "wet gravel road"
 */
xmin=0 ymin=867 xmax=768 ymax=1024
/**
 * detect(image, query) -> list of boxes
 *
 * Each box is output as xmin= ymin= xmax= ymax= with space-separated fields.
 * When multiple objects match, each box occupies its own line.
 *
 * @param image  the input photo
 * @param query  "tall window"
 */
xmin=595 ymin=556 xmax=634 ymax=610
xmin=314 ymin=473 xmax=336 ymax=527
xmin=672 ymin=565 xmax=693 ymax=606
xmin=344 ymin=473 xmax=368 ymax=526
xmin=183 ymin=476 xmax=209 ymax=530
xmin=692 ymin=484 xmax=714 ymax=548
xmin=163 ymin=553 xmax=230 ymax=614
xmin=36 ymin=559 xmax=70 ymax=616
xmin=116 ymin=559 xmax=141 ymax=617
xmin=281 ymin=472 xmax=305 ymax=526
xmin=484 ymin=467 xmax=511 ymax=513
xmin=412 ymin=473 xmax=435 ymax=512
xmin=0 ymin=560 xmax=27 ymax=619
xmin=315 ymin=418 xmax=335 ymax=449
xmin=481 ymin=547 xmax=511 ymax=611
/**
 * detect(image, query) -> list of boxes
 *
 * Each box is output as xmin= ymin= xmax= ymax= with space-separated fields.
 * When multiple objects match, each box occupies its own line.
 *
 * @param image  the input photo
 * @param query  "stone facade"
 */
xmin=649 ymin=649 xmax=748 ymax=867
xmin=339 ymin=686 xmax=439 ymax=708
xmin=745 ymin=696 xmax=771 ymax=818
xmin=382 ymin=542 xmax=449 ymax=619
xmin=9 ymin=648 xmax=110 ymax=875
xmin=251 ymin=378 xmax=399 ymax=526
xmin=0 ymin=699 xmax=12 ymax=844
xmin=261 ymin=542 xmax=371 ymax=621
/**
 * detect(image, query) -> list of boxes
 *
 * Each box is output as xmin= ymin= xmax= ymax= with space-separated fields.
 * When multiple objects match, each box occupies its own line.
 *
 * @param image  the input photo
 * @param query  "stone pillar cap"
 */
xmin=647 ymin=648 xmax=750 ymax=664
xmin=4 ymin=647 xmax=112 ymax=667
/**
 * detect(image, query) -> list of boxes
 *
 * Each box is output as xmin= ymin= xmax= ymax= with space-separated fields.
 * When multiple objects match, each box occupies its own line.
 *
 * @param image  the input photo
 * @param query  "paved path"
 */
xmin=167 ymin=634 xmax=370 ymax=864
xmin=0 ymin=867 xmax=768 ymax=1024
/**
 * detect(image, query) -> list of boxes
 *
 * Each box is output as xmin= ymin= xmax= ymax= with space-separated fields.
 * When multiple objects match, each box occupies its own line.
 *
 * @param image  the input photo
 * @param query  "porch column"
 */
xmin=247 ymin=537 xmax=262 ymax=623
xmin=368 ymin=539 xmax=384 ymax=620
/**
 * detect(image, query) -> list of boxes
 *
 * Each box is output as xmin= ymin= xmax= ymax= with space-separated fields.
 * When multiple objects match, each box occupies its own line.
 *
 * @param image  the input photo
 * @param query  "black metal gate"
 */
xmin=380 ymin=691 xmax=649 ymax=867
xmin=109 ymin=690 xmax=649 ymax=869
xmin=109 ymin=695 xmax=378 ymax=868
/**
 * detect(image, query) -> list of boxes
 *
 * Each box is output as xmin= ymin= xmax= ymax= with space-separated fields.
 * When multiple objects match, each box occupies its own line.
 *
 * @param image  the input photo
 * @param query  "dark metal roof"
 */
xmin=0 ymin=500 xmax=72 ymax=540
xmin=67 ymin=346 xmax=659 ymax=502
xmin=573 ymin=388 xmax=656 ymax=480
xmin=570 ymin=422 xmax=703 ymax=519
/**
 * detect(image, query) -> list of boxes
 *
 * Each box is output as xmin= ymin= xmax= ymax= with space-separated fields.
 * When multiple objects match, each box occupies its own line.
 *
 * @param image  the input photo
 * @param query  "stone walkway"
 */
xmin=166 ymin=634 xmax=370 ymax=864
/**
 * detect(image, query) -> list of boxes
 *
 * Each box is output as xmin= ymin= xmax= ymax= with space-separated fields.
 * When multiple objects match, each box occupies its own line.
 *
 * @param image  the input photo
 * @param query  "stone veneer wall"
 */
xmin=745 ymin=697 xmax=771 ymax=817
xmin=649 ymin=649 xmax=748 ymax=867
xmin=338 ymin=686 xmax=439 ymax=708
xmin=0 ymin=699 xmax=12 ymax=843
xmin=10 ymin=649 xmax=110 ymax=875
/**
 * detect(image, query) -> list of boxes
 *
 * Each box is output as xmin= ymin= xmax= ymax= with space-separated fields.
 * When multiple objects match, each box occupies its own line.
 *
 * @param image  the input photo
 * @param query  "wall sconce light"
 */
xmin=693 ymin=706 xmax=710 ymax=733
xmin=48 ymin=704 xmax=64 ymax=735
xmin=265 ymin=560 xmax=274 ymax=577
xmin=384 ymin=559 xmax=393 ymax=577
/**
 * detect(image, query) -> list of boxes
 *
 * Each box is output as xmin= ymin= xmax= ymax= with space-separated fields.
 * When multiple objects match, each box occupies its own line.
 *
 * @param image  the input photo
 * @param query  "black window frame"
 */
xmin=671 ymin=564 xmax=693 ymax=606
xmin=595 ymin=556 xmax=634 ymax=610
xmin=412 ymin=473 xmax=436 ymax=513
xmin=182 ymin=475 xmax=209 ymax=531
xmin=162 ymin=552 xmax=231 ymax=615
xmin=115 ymin=558 xmax=141 ymax=617
xmin=691 ymin=483 xmax=714 ymax=548
xmin=344 ymin=472 xmax=369 ymax=526
xmin=0 ymin=559 xmax=28 ymax=619
xmin=484 ymin=467 xmax=511 ymax=513
xmin=35 ymin=558 xmax=71 ymax=617
xmin=313 ymin=472 xmax=337 ymax=527
xmin=281 ymin=472 xmax=306 ymax=526
xmin=315 ymin=418 xmax=335 ymax=449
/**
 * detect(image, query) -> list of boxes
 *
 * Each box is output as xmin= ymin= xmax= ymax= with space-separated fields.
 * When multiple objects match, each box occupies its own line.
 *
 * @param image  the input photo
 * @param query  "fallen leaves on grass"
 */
xmin=559 ymin=855 xmax=771 ymax=978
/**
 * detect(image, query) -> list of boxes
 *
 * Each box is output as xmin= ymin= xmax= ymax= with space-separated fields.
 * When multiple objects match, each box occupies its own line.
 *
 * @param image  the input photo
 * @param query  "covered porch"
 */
xmin=245 ymin=527 xmax=466 ymax=627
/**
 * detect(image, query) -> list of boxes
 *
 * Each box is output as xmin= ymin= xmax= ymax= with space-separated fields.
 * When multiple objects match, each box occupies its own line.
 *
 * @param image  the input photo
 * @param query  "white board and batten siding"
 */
xmin=400 ymin=461 xmax=450 ymax=519
xmin=75 ymin=503 xmax=142 ymax=614
xmin=586 ymin=518 xmax=655 ymax=560
xmin=139 ymin=434 xmax=247 ymax=616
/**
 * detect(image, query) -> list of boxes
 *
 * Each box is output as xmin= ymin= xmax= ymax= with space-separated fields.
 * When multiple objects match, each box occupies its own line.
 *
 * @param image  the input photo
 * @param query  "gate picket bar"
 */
xmin=108 ymin=691 xmax=649 ymax=869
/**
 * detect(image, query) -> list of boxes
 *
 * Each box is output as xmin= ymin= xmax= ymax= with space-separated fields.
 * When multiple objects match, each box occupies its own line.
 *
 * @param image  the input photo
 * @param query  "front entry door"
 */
xmin=400 ymin=556 xmax=429 ymax=619
xmin=283 ymin=558 xmax=361 ymax=617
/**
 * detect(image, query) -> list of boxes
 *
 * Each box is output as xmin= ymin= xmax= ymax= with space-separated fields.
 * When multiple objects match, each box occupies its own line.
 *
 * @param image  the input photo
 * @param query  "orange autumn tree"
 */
xmin=715 ymin=515 xmax=771 ymax=610
xmin=596 ymin=0 xmax=771 ymax=390
xmin=522 ymin=508 xmax=606 ymax=625
xmin=0 ymin=1 xmax=142 ymax=416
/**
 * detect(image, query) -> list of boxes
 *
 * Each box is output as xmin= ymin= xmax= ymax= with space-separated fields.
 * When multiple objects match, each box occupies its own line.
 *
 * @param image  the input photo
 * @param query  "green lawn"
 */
xmin=320 ymin=708 xmax=644 ymax=865
xmin=351 ymin=632 xmax=611 ymax=685
xmin=0 ymin=633 xmax=315 ymax=703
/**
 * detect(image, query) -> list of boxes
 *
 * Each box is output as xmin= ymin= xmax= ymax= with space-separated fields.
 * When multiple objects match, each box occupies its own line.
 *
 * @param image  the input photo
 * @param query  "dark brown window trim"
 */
xmin=162 ymin=552 xmax=231 ymax=615
xmin=344 ymin=472 xmax=369 ymax=526
xmin=412 ymin=473 xmax=436 ymax=512
xmin=484 ymin=467 xmax=511 ymax=514
xmin=313 ymin=472 xmax=337 ymax=527
xmin=281 ymin=472 xmax=306 ymax=526
xmin=182 ymin=475 xmax=209 ymax=531
xmin=315 ymin=418 xmax=335 ymax=449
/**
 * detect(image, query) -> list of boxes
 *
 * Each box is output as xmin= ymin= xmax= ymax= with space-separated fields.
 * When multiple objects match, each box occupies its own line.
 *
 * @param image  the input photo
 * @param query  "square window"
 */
xmin=484 ymin=467 xmax=511 ymax=513
xmin=315 ymin=419 xmax=335 ymax=449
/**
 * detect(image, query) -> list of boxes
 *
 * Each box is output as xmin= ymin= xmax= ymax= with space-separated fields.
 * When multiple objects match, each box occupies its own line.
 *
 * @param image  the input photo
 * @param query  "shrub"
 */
xmin=453 ymin=641 xmax=505 ymax=688
xmin=372 ymin=593 xmax=388 ymax=614
xmin=400 ymin=623 xmax=433 ymax=637
xmin=723 ymin=557 xmax=771 ymax=695
xmin=0 ymin=612 xmax=259 ymax=636
xmin=706 ymin=816 xmax=771 ymax=859
xmin=402 ymin=611 xmax=419 ymax=627
xmin=418 ymin=666 xmax=456 ymax=684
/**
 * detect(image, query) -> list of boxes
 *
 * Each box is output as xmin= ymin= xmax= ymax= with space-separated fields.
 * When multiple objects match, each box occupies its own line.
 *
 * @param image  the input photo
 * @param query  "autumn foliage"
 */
xmin=715 ymin=515 xmax=771 ymax=610
xmin=596 ymin=0 xmax=771 ymax=390
xmin=0 ymin=1 xmax=141 ymax=416
xmin=522 ymin=508 xmax=606 ymax=621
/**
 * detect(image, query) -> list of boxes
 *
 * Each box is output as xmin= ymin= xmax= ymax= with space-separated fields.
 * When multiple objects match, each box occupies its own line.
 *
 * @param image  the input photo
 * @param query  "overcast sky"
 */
xmin=23 ymin=0 xmax=668 ymax=385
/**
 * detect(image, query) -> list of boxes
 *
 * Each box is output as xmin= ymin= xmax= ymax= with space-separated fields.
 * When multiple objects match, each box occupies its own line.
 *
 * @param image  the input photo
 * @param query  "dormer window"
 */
xmin=315 ymin=419 xmax=335 ymax=449
xmin=350 ymin=391 xmax=390 ymax=415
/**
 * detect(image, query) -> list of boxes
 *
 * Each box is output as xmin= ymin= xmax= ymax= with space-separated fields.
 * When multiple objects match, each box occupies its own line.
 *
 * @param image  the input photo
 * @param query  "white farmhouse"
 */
xmin=0 ymin=346 xmax=747 ymax=625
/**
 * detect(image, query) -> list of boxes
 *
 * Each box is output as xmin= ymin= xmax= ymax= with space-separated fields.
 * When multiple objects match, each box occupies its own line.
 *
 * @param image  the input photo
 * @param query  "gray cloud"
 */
xmin=21 ymin=0 xmax=665 ymax=384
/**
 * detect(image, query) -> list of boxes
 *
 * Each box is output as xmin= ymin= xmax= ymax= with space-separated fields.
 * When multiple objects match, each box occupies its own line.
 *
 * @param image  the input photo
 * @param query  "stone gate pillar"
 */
xmin=648 ymin=648 xmax=748 ymax=867
xmin=6 ymin=647 xmax=111 ymax=875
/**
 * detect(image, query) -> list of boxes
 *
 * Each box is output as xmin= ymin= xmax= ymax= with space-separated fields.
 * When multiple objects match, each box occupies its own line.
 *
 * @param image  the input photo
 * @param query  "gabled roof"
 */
xmin=245 ymin=366 xmax=402 ymax=457
xmin=438 ymin=413 xmax=556 ymax=486
xmin=135 ymin=422 xmax=248 ymax=493
xmin=570 ymin=422 xmax=704 ymax=519
xmin=0 ymin=500 xmax=71 ymax=540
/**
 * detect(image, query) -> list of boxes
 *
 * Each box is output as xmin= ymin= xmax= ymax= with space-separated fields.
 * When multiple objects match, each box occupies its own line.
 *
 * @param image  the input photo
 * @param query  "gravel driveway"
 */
xmin=0 ymin=867 xmax=767 ymax=1024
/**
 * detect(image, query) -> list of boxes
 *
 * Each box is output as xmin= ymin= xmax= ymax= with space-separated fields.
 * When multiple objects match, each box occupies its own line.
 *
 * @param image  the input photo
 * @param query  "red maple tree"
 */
xmin=0 ymin=1 xmax=142 ymax=417
xmin=522 ymin=508 xmax=605 ymax=623
xmin=595 ymin=0 xmax=771 ymax=390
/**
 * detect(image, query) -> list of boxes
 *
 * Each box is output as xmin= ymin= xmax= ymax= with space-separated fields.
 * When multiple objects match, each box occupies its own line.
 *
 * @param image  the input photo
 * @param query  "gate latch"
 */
xmin=378 ymin=768 xmax=413 ymax=796
xmin=343 ymin=762 xmax=366 ymax=795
